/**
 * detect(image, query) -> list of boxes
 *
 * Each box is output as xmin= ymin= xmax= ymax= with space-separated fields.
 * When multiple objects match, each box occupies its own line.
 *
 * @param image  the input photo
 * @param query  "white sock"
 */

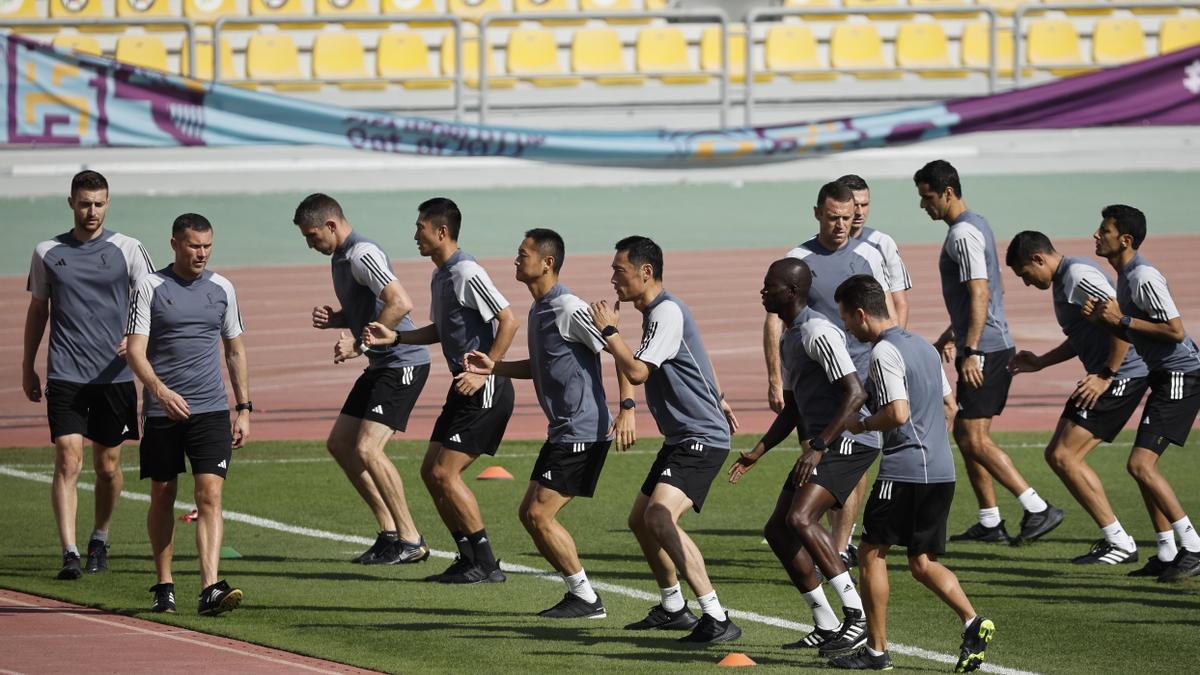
xmin=697 ymin=590 xmax=727 ymax=621
xmin=1157 ymin=531 xmax=1178 ymax=562
xmin=866 ymin=646 xmax=886 ymax=657
xmin=564 ymin=569 xmax=597 ymax=604
xmin=802 ymin=587 xmax=840 ymax=630
xmin=847 ymin=522 xmax=857 ymax=549
xmin=979 ymin=507 xmax=1001 ymax=528
xmin=90 ymin=529 xmax=109 ymax=544
xmin=963 ymin=615 xmax=977 ymax=630
xmin=829 ymin=571 xmax=864 ymax=612
xmin=1017 ymin=488 xmax=1048 ymax=513
xmin=1172 ymin=516 xmax=1200 ymax=552
xmin=64 ymin=545 xmax=79 ymax=557
xmin=660 ymin=583 xmax=685 ymax=613
xmin=1100 ymin=520 xmax=1135 ymax=550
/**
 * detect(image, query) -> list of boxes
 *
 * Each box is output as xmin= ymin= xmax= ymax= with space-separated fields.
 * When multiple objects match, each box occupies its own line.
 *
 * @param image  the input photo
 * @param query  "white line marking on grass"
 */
xmin=0 ymin=466 xmax=1036 ymax=675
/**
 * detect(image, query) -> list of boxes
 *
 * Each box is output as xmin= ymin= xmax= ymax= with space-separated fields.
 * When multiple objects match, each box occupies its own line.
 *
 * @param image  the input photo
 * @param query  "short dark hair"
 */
xmin=835 ymin=275 xmax=890 ymax=320
xmin=293 ymin=193 xmax=345 ymax=228
xmin=615 ymin=235 xmax=663 ymax=280
xmin=71 ymin=170 xmax=107 ymax=196
xmin=418 ymin=197 xmax=462 ymax=241
xmin=1005 ymin=230 xmax=1057 ymax=267
xmin=1102 ymin=204 xmax=1147 ymax=249
xmin=172 ymin=213 xmax=212 ymax=237
xmin=836 ymin=174 xmax=869 ymax=192
xmin=816 ymin=180 xmax=855 ymax=208
xmin=913 ymin=159 xmax=962 ymax=198
xmin=525 ymin=228 xmax=565 ymax=273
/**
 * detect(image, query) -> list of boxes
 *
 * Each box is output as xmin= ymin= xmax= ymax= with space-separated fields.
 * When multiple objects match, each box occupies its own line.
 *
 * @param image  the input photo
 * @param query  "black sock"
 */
xmin=381 ymin=530 xmax=399 ymax=542
xmin=468 ymin=529 xmax=496 ymax=567
xmin=452 ymin=530 xmax=473 ymax=560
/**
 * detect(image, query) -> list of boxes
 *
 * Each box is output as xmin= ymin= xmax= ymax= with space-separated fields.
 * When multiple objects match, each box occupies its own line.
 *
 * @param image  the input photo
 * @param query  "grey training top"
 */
xmin=1052 ymin=256 xmax=1146 ymax=379
xmin=331 ymin=231 xmax=429 ymax=370
xmin=1117 ymin=254 xmax=1200 ymax=375
xmin=857 ymin=226 xmax=913 ymax=293
xmin=938 ymin=211 xmax=1013 ymax=352
xmin=430 ymin=249 xmax=510 ymax=374
xmin=128 ymin=267 xmax=243 ymax=417
xmin=27 ymin=229 xmax=154 ymax=384
xmin=867 ymin=327 xmax=955 ymax=483
xmin=528 ymin=284 xmax=612 ymax=444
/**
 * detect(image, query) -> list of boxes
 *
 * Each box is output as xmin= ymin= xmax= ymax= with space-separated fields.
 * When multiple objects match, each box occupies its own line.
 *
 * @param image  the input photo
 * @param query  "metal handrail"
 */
xmin=0 ymin=17 xmax=198 ymax=78
xmin=744 ymin=6 xmax=999 ymax=127
xmin=212 ymin=14 xmax=465 ymax=122
xmin=479 ymin=9 xmax=731 ymax=128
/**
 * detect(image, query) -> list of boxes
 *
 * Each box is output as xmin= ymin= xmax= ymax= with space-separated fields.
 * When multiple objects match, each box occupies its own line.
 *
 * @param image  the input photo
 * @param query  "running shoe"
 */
xmin=818 ymin=607 xmax=868 ymax=657
xmin=949 ymin=521 xmax=1011 ymax=544
xmin=956 ymin=616 xmax=995 ymax=673
xmin=623 ymin=604 xmax=699 ymax=630
xmin=149 ymin=583 xmax=176 ymax=613
xmin=829 ymin=647 xmax=894 ymax=670
xmin=1010 ymin=505 xmax=1065 ymax=545
xmin=1070 ymin=539 xmax=1137 ymax=565
xmin=57 ymin=552 xmax=82 ymax=580
xmin=538 ymin=592 xmax=606 ymax=619
xmin=198 ymin=580 xmax=243 ymax=616
xmin=677 ymin=613 xmax=742 ymax=645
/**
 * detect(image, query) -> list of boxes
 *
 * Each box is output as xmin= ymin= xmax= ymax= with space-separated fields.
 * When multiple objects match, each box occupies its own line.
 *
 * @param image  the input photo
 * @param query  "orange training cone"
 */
xmin=717 ymin=653 xmax=756 ymax=667
xmin=476 ymin=465 xmax=514 ymax=480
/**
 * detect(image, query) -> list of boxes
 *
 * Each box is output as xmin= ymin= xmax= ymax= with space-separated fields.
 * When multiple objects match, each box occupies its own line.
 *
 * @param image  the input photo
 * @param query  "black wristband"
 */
xmin=809 ymin=436 xmax=828 ymax=451
xmin=601 ymin=325 xmax=619 ymax=338
xmin=1098 ymin=366 xmax=1117 ymax=379
xmin=235 ymin=401 xmax=253 ymax=412
xmin=962 ymin=345 xmax=980 ymax=357
xmin=392 ymin=332 xmax=404 ymax=346
xmin=620 ymin=398 xmax=636 ymax=410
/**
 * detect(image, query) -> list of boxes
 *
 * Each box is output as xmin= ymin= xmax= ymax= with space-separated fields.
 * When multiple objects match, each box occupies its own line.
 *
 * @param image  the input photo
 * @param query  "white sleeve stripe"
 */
xmin=573 ymin=308 xmax=604 ymax=342
xmin=359 ymin=254 xmax=394 ymax=288
xmin=468 ymin=277 xmax=503 ymax=316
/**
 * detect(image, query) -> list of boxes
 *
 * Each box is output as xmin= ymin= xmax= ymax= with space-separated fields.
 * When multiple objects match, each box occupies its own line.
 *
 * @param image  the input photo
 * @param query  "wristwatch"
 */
xmin=235 ymin=401 xmax=254 ymax=412
xmin=601 ymin=325 xmax=619 ymax=338
xmin=391 ymin=332 xmax=405 ymax=346
xmin=620 ymin=398 xmax=636 ymax=411
xmin=1119 ymin=315 xmax=1132 ymax=329
xmin=962 ymin=345 xmax=980 ymax=357
xmin=1098 ymin=366 xmax=1117 ymax=379
xmin=808 ymin=436 xmax=828 ymax=452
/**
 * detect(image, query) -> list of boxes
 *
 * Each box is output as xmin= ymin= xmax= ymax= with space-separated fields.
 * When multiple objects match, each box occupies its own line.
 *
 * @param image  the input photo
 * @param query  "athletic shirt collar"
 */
xmin=439 ymin=248 xmax=464 ymax=271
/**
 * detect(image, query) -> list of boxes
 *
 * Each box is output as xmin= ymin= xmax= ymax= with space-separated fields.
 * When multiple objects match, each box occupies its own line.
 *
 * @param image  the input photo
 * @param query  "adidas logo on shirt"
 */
xmin=55 ymin=259 xmax=67 ymax=267
xmin=543 ymin=471 xmax=552 ymax=481
xmin=217 ymin=460 xmax=227 ymax=469
xmin=449 ymin=433 xmax=462 ymax=443
xmin=371 ymin=405 xmax=384 ymax=415
xmin=122 ymin=425 xmax=130 ymax=434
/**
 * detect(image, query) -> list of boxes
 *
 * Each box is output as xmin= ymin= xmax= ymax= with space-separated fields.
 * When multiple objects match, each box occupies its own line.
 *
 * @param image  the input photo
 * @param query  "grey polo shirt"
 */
xmin=938 ymin=211 xmax=1013 ymax=353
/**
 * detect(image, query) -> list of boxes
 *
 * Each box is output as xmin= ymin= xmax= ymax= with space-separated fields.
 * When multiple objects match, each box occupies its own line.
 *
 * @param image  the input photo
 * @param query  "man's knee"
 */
xmin=786 ymin=507 xmax=819 ymax=536
xmin=907 ymin=554 xmax=931 ymax=581
xmin=642 ymin=501 xmax=677 ymax=536
xmin=194 ymin=479 xmax=223 ymax=510
xmin=1045 ymin=444 xmax=1073 ymax=474
xmin=1127 ymin=454 xmax=1156 ymax=482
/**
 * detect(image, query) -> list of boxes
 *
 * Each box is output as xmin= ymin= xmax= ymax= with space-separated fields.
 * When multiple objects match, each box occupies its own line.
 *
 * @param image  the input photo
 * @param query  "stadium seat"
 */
xmin=514 ymin=0 xmax=583 ymax=25
xmin=975 ymin=0 xmax=1024 ymax=17
xmin=115 ymin=0 xmax=175 ymax=28
xmin=313 ymin=32 xmax=387 ymax=90
xmin=570 ymin=27 xmax=646 ymax=85
xmin=377 ymin=30 xmax=452 ymax=88
xmin=700 ymin=26 xmax=771 ymax=84
xmin=180 ymin=38 xmax=239 ymax=80
xmin=317 ymin=0 xmax=370 ymax=15
xmin=782 ymin=0 xmax=842 ymax=20
xmin=896 ymin=22 xmax=965 ymax=77
xmin=52 ymin=34 xmax=103 ymax=57
xmin=381 ymin=0 xmax=451 ymax=27
xmin=1159 ymin=17 xmax=1200 ymax=54
xmin=51 ymin=0 xmax=121 ymax=32
xmin=1026 ymin=19 xmax=1093 ymax=76
xmin=0 ymin=0 xmax=45 ymax=23
xmin=909 ymin=0 xmax=980 ymax=20
xmin=844 ymin=0 xmax=912 ymax=20
xmin=1045 ymin=0 xmax=1112 ymax=16
xmin=830 ymin=22 xmax=900 ymax=79
xmin=764 ymin=24 xmax=834 ymax=81
xmin=114 ymin=36 xmax=170 ymax=72
xmin=246 ymin=33 xmax=320 ymax=90
xmin=448 ymin=0 xmax=507 ymax=24
xmin=961 ymin=23 xmax=1022 ymax=77
xmin=1092 ymin=18 xmax=1146 ymax=65
xmin=1125 ymin=0 xmax=1179 ymax=14
xmin=635 ymin=26 xmax=710 ymax=84
xmin=506 ymin=28 xmax=580 ymax=86
xmin=645 ymin=0 xmax=668 ymax=9
xmin=441 ymin=34 xmax=516 ymax=88
xmin=580 ymin=0 xmax=647 ymax=25
xmin=184 ymin=0 xmax=243 ymax=26
xmin=249 ymin=0 xmax=308 ymax=26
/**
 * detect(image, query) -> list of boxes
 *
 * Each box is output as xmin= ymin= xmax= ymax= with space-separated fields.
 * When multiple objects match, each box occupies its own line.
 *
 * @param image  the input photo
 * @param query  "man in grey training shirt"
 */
xmin=24 ymin=170 xmax=154 ymax=579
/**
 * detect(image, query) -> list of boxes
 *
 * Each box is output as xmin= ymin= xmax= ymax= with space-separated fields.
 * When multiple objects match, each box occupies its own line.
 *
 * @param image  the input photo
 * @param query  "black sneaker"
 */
xmin=198 ymin=580 xmax=243 ymax=616
xmin=1128 ymin=554 xmax=1173 ymax=577
xmin=363 ymin=537 xmax=430 ymax=565
xmin=841 ymin=544 xmax=859 ymax=569
xmin=85 ymin=539 xmax=109 ymax=573
xmin=677 ymin=613 xmax=742 ymax=644
xmin=782 ymin=625 xmax=838 ymax=649
xmin=56 ymin=552 xmax=82 ymax=580
xmin=441 ymin=559 xmax=506 ymax=584
xmin=424 ymin=556 xmax=472 ymax=582
xmin=949 ymin=521 xmax=1010 ymax=543
xmin=956 ymin=616 xmax=995 ymax=673
xmin=1157 ymin=548 xmax=1200 ymax=583
xmin=149 ymin=583 xmax=176 ymax=613
xmin=829 ymin=646 xmax=894 ymax=670
xmin=538 ymin=592 xmax=606 ymax=619
xmin=352 ymin=532 xmax=391 ymax=564
xmin=818 ymin=607 xmax=867 ymax=657
xmin=1010 ymin=505 xmax=1065 ymax=545
xmin=1071 ymin=539 xmax=1138 ymax=565
xmin=624 ymin=603 xmax=699 ymax=630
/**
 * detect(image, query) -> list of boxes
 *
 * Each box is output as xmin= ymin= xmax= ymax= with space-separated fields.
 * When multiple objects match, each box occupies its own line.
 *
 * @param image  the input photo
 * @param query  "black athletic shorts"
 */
xmin=139 ymin=411 xmax=232 ymax=481
xmin=861 ymin=479 xmax=955 ymax=557
xmin=955 ymin=347 xmax=1015 ymax=419
xmin=1060 ymin=376 xmax=1149 ymax=442
xmin=1135 ymin=370 xmax=1200 ymax=454
xmin=341 ymin=364 xmax=430 ymax=432
xmin=640 ymin=441 xmax=730 ymax=513
xmin=781 ymin=438 xmax=880 ymax=508
xmin=430 ymin=374 xmax=514 ymax=457
xmin=45 ymin=379 xmax=138 ymax=447
xmin=532 ymin=440 xmax=611 ymax=498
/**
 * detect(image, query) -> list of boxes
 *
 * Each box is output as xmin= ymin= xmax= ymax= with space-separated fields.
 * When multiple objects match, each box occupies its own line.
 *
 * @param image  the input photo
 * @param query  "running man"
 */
xmin=913 ymin=159 xmax=1063 ymax=545
xmin=23 ymin=170 xmax=154 ymax=579
xmin=462 ymin=229 xmax=636 ymax=618
xmin=293 ymin=193 xmax=431 ymax=566
xmin=365 ymin=197 xmax=517 ymax=585
xmin=834 ymin=274 xmax=994 ymax=672
xmin=730 ymin=258 xmax=880 ymax=658
xmin=588 ymin=235 xmax=742 ymax=644
xmin=1005 ymin=230 xmax=1147 ymax=565
xmin=126 ymin=214 xmax=248 ymax=615
xmin=1084 ymin=205 xmax=1200 ymax=582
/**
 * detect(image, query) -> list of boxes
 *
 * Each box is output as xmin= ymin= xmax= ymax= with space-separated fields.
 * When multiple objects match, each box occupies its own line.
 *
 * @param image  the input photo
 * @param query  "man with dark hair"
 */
xmin=1084 ymin=205 xmax=1200 ymax=582
xmin=462 ymin=228 xmax=636 ymax=618
xmin=24 ymin=170 xmax=154 ymax=580
xmin=914 ymin=159 xmax=1063 ymax=545
xmin=293 ymin=193 xmax=431 ymax=565
xmin=730 ymin=259 xmax=880 ymax=658
xmin=588 ymin=235 xmax=742 ymax=644
xmin=126 ymin=214 xmax=249 ymax=615
xmin=834 ymin=274 xmax=994 ymax=673
xmin=836 ymin=174 xmax=912 ymax=327
xmin=1005 ymin=230 xmax=1147 ymax=565
xmin=365 ymin=197 xmax=518 ymax=584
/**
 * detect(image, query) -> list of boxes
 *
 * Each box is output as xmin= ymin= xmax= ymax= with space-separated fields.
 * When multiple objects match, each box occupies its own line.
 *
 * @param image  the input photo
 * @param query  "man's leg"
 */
xmin=859 ymin=543 xmax=890 ymax=652
xmin=1045 ymin=420 xmax=1109 ymax=526
xmin=908 ymin=553 xmax=975 ymax=622
xmin=422 ymin=445 xmax=499 ymax=581
xmin=628 ymin=491 xmax=677 ymax=588
xmin=148 ymin=479 xmax=177 ymax=585
xmin=1128 ymin=447 xmax=1200 ymax=577
xmin=90 ymin=442 xmax=123 ymax=535
xmin=354 ymin=419 xmax=419 ymax=542
xmin=194 ymin=473 xmax=224 ymax=589
xmin=327 ymin=415 xmax=395 ymax=532
xmin=830 ymin=474 xmax=868 ymax=563
xmin=519 ymin=482 xmax=577 ymax=575
xmin=51 ymin=434 xmax=85 ymax=554
xmin=786 ymin=484 xmax=847 ymax=580
xmin=765 ymin=487 xmax=840 ymax=646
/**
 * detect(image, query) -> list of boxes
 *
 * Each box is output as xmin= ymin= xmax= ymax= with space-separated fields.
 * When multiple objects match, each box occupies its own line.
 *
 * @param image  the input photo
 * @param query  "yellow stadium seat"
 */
xmin=580 ymin=0 xmax=647 ymax=25
xmin=1160 ymin=17 xmax=1200 ymax=54
xmin=844 ymin=0 xmax=911 ymax=20
xmin=316 ymin=0 xmax=388 ymax=28
xmin=961 ymin=23 xmax=1027 ymax=77
xmin=1125 ymin=0 xmax=1179 ymax=15
xmin=910 ymin=0 xmax=980 ymax=20
xmin=313 ymin=32 xmax=387 ymax=90
xmin=115 ymin=35 xmax=169 ymax=72
xmin=1045 ymin=0 xmax=1112 ymax=16
xmin=570 ymin=27 xmax=645 ymax=85
xmin=975 ymin=0 xmax=1024 ymax=17
xmin=1027 ymin=19 xmax=1093 ymax=76
xmin=377 ymin=30 xmax=452 ymax=88
xmin=184 ymin=0 xmax=243 ymax=26
xmin=441 ymin=34 xmax=516 ymax=88
xmin=382 ymin=0 xmax=451 ymax=27
xmin=181 ymin=38 xmax=239 ymax=80
xmin=52 ymin=34 xmax=103 ymax=57
xmin=514 ymin=0 xmax=583 ymax=25
xmin=246 ymin=33 xmax=320 ymax=90
xmin=700 ymin=26 xmax=771 ymax=84
xmin=506 ymin=28 xmax=580 ymax=86
xmin=896 ymin=22 xmax=964 ymax=77
xmin=0 ymin=0 xmax=44 ymax=21
xmin=645 ymin=0 xmax=668 ymax=9
xmin=636 ymin=27 xmax=710 ymax=84
xmin=830 ymin=22 xmax=900 ymax=79
xmin=51 ymin=0 xmax=120 ymax=32
xmin=448 ymin=0 xmax=507 ymax=24
xmin=249 ymin=0 xmax=308 ymax=28
xmin=1092 ymin=18 xmax=1146 ymax=65
xmin=765 ymin=24 xmax=834 ymax=80
xmin=115 ymin=0 xmax=174 ymax=28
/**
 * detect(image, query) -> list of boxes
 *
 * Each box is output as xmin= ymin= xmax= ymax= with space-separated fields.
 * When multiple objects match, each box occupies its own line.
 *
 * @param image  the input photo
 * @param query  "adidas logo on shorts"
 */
xmin=661 ymin=468 xmax=672 ymax=477
xmin=217 ymin=460 xmax=227 ymax=469
xmin=543 ymin=471 xmax=552 ymax=481
xmin=449 ymin=434 xmax=462 ymax=443
xmin=1078 ymin=409 xmax=1088 ymax=420
xmin=371 ymin=405 xmax=384 ymax=415
xmin=122 ymin=425 xmax=130 ymax=434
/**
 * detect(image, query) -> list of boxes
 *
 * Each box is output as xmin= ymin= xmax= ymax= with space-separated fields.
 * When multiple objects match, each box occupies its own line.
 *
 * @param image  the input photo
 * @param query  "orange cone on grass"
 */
xmin=476 ymin=465 xmax=514 ymax=480
xmin=717 ymin=653 xmax=756 ymax=667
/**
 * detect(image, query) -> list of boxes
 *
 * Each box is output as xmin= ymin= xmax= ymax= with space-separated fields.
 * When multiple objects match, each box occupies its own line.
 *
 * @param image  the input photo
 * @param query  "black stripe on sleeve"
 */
xmin=574 ymin=308 xmax=604 ymax=343
xmin=1076 ymin=278 xmax=1111 ymax=301
xmin=635 ymin=322 xmax=657 ymax=358
xmin=359 ymin=253 xmax=393 ymax=289
xmin=126 ymin=289 xmax=140 ymax=335
xmin=468 ymin=276 xmax=503 ymax=316
xmin=813 ymin=335 xmax=847 ymax=380
xmin=956 ymin=239 xmax=973 ymax=282
xmin=1141 ymin=283 xmax=1171 ymax=320
xmin=871 ymin=360 xmax=889 ymax=406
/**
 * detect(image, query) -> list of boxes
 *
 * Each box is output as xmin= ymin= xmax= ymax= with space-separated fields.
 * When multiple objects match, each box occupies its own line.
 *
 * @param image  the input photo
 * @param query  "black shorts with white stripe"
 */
xmin=341 ymin=364 xmax=430 ymax=432
xmin=780 ymin=438 xmax=879 ymax=508
xmin=954 ymin=347 xmax=1015 ymax=419
xmin=1060 ymin=376 xmax=1149 ymax=442
xmin=532 ymin=440 xmax=612 ymax=498
xmin=431 ymin=375 xmax=515 ymax=457
xmin=861 ymin=479 xmax=955 ymax=557
xmin=640 ymin=441 xmax=731 ymax=513
xmin=1135 ymin=369 xmax=1200 ymax=454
